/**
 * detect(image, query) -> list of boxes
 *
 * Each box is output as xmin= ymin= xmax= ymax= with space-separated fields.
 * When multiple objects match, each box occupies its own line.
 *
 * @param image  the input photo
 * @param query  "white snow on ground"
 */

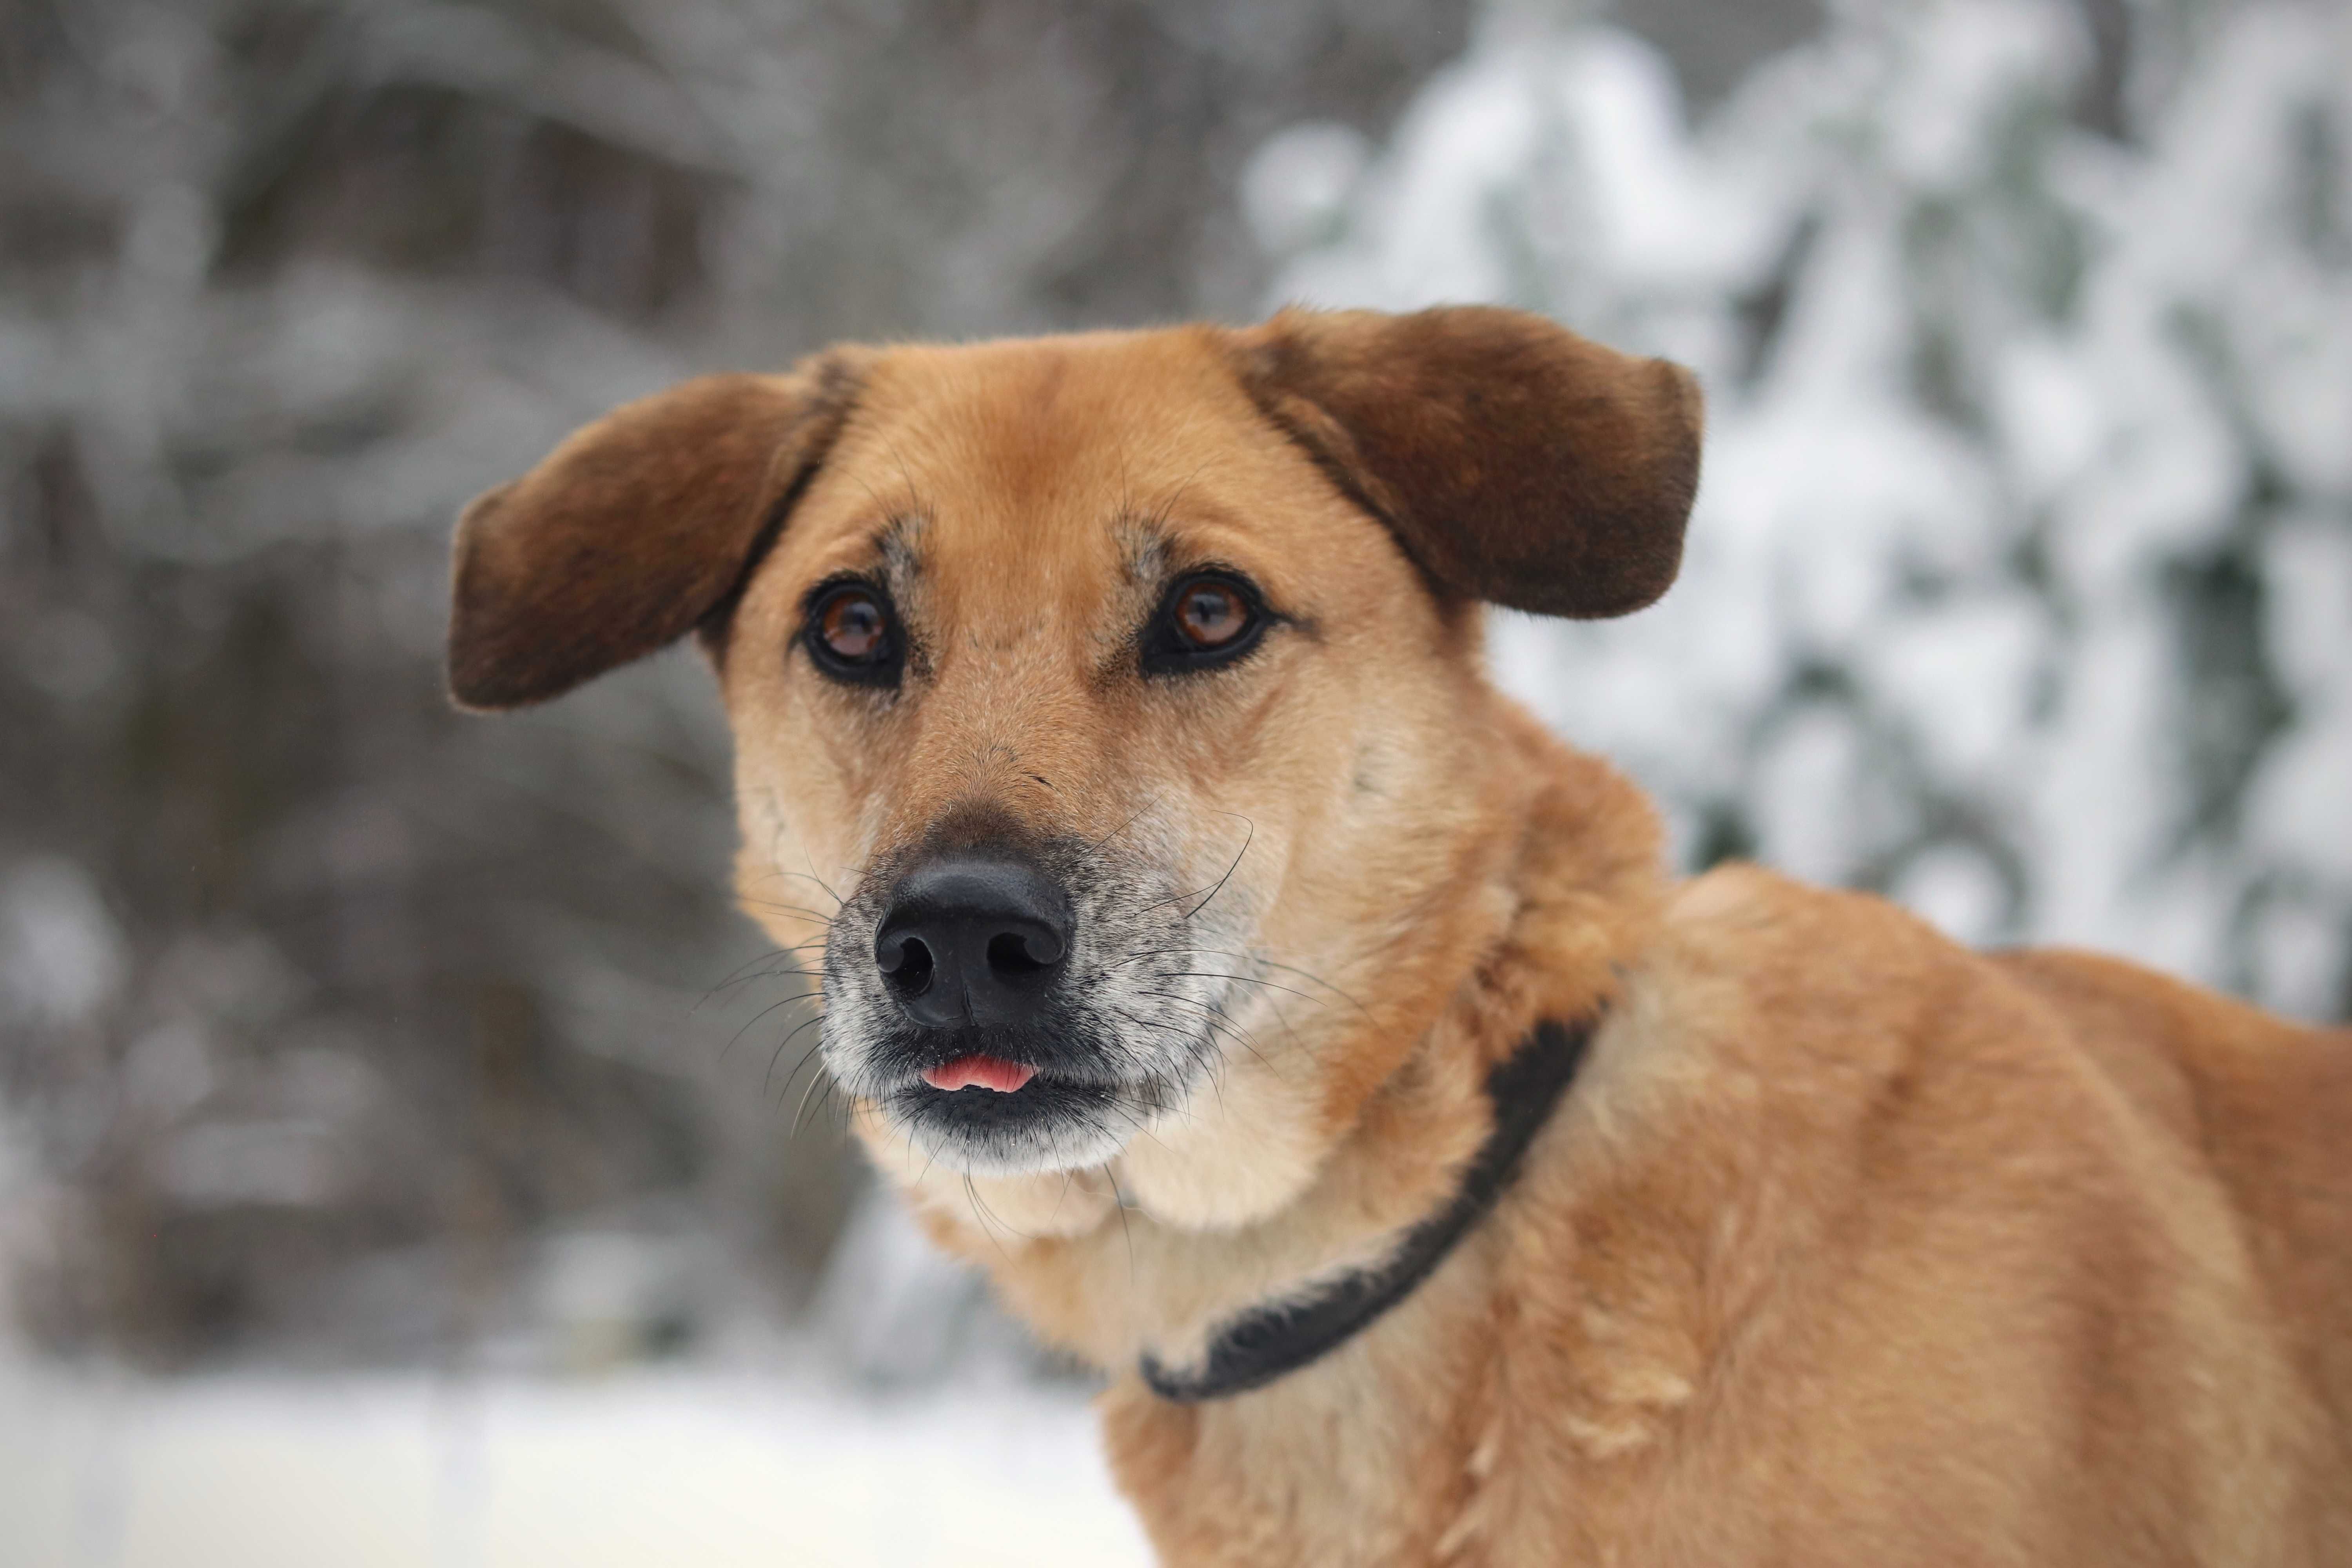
xmin=0 ymin=1360 xmax=1151 ymax=1568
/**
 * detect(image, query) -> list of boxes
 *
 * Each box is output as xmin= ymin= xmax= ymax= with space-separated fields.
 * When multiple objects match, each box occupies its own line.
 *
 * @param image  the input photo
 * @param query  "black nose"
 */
xmin=872 ymin=852 xmax=1072 ymax=1028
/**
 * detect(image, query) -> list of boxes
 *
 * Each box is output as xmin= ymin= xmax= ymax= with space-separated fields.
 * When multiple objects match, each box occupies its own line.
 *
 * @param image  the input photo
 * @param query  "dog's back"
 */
xmin=1996 ymin=948 xmax=2352 ymax=1448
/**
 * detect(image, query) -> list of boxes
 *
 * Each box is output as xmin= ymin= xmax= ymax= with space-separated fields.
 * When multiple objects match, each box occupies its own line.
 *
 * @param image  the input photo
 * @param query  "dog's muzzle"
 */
xmin=824 ymin=826 xmax=1230 ymax=1173
xmin=850 ymin=845 xmax=1127 ymax=1164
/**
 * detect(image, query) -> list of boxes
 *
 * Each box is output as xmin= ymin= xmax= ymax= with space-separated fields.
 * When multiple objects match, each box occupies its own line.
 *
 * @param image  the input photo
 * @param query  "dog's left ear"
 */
xmin=1227 ymin=305 xmax=1702 ymax=618
xmin=447 ymin=353 xmax=865 ymax=711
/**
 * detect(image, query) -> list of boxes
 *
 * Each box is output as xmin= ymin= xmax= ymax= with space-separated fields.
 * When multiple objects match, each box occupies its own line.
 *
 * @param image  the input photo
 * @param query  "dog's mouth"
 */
xmin=921 ymin=1053 xmax=1036 ymax=1093
xmin=887 ymin=1046 xmax=1131 ymax=1160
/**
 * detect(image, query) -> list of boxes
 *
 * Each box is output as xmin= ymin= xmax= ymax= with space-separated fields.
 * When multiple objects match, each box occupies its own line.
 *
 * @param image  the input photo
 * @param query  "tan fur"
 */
xmin=449 ymin=309 xmax=2352 ymax=1565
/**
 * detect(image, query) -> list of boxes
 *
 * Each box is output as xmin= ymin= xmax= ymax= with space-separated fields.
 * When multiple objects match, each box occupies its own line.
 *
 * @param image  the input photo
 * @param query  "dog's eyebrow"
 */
xmin=1114 ymin=516 xmax=1171 ymax=587
xmin=1113 ymin=512 xmax=1322 ymax=642
xmin=1116 ymin=492 xmax=1270 ymax=582
xmin=876 ymin=514 xmax=927 ymax=593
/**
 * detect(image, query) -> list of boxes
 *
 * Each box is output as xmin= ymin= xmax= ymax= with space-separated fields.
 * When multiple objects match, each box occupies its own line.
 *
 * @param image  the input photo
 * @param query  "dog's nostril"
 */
xmin=987 ymin=930 xmax=1053 ymax=975
xmin=877 ymin=933 xmax=936 ymax=993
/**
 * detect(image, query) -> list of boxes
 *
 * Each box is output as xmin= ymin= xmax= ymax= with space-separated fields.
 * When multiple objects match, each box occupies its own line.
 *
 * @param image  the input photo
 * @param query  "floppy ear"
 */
xmin=1227 ymin=306 xmax=1702 ymax=618
xmin=446 ymin=354 xmax=864 ymax=711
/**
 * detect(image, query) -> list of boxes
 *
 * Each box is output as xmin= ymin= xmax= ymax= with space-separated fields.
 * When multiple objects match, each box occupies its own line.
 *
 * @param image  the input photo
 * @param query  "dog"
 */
xmin=446 ymin=306 xmax=2352 ymax=1564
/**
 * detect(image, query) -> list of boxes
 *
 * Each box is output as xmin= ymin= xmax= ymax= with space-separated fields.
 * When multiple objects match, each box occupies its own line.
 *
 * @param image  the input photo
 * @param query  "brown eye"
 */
xmin=1142 ymin=571 xmax=1271 ymax=675
xmin=821 ymin=590 xmax=887 ymax=660
xmin=1174 ymin=581 xmax=1247 ymax=648
xmin=805 ymin=582 xmax=902 ymax=686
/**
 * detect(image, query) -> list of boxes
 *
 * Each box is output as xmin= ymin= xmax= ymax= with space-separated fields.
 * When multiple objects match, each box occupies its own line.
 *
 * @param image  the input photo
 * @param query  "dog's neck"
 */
xmin=1138 ymin=1014 xmax=1597 ymax=1401
xmin=876 ymin=706 xmax=1667 ymax=1386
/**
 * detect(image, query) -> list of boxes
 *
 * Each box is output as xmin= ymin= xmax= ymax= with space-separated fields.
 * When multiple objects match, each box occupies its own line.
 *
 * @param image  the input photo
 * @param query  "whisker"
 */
xmin=1106 ymin=1168 xmax=1137 ymax=1286
xmin=697 ymin=951 xmax=831 ymax=1007
xmin=1209 ymin=953 xmax=1373 ymax=1016
xmin=962 ymin=1175 xmax=1021 ymax=1256
xmin=1094 ymin=943 xmax=1374 ymax=1021
xmin=769 ymin=1013 xmax=827 ymax=1106
xmin=790 ymin=1051 xmax=835 ymax=1139
xmin=773 ymin=867 xmax=846 ymax=908
xmin=1116 ymin=1011 xmax=1230 ymax=1122
xmin=731 ymin=991 xmax=824 ymax=1066
xmin=1132 ymin=990 xmax=1278 ymax=1078
xmin=750 ymin=787 xmax=848 ymax=911
xmin=735 ymin=897 xmax=842 ymax=926
xmin=767 ymin=1010 xmax=828 ymax=1099
xmin=1180 ymin=813 xmax=1253 ymax=921
xmin=1158 ymin=971 xmax=1333 ymax=1010
xmin=694 ymin=947 xmax=797 ymax=1011
xmin=1085 ymin=799 xmax=1158 ymax=857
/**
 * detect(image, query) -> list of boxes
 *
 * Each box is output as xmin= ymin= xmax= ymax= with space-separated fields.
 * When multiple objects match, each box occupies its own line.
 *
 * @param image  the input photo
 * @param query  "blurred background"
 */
xmin=0 ymin=0 xmax=2344 ymax=1562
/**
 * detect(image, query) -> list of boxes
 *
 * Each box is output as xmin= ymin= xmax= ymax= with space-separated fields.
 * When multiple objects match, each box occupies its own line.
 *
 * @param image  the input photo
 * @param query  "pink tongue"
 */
xmin=922 ymin=1054 xmax=1038 ymax=1094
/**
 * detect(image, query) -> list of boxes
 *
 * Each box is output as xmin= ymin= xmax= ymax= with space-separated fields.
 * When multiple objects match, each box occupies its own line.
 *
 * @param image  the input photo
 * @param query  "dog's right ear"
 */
xmin=1227 ymin=306 xmax=1702 ymax=619
xmin=447 ymin=354 xmax=864 ymax=711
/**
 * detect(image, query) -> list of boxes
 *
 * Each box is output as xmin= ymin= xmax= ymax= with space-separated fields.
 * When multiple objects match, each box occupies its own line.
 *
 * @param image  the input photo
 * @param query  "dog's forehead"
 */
xmin=789 ymin=327 xmax=1331 ymax=595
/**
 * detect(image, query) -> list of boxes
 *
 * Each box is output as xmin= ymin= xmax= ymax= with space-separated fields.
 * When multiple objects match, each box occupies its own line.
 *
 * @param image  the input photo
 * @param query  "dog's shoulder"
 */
xmin=1483 ymin=866 xmax=2352 ymax=1553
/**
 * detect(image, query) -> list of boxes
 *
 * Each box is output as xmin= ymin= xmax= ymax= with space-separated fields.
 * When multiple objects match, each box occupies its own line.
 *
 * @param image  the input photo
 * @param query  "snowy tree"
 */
xmin=1250 ymin=0 xmax=2352 ymax=1018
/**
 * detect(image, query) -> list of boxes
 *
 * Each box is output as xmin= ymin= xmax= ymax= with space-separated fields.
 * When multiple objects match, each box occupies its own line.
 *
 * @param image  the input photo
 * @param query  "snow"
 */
xmin=1240 ymin=123 xmax=1372 ymax=256
xmin=1254 ymin=0 xmax=2352 ymax=1015
xmin=0 ymin=860 xmax=126 ymax=1030
xmin=0 ymin=1359 xmax=1150 ymax=1568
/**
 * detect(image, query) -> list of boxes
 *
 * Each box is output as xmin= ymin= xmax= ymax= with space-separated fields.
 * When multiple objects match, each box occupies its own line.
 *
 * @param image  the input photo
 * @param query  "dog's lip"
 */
xmin=920 ymin=1053 xmax=1039 ymax=1093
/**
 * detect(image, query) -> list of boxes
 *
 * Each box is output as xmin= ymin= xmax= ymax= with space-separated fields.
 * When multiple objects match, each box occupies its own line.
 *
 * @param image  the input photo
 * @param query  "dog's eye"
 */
xmin=805 ymin=582 xmax=902 ymax=686
xmin=1175 ymin=582 xmax=1248 ymax=648
xmin=1142 ymin=572 xmax=1270 ymax=675
xmin=821 ymin=591 xmax=887 ymax=659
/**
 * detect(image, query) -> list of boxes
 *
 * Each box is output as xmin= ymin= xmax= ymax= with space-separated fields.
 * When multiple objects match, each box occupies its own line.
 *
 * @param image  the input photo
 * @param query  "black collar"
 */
xmin=1139 ymin=1017 xmax=1595 ymax=1404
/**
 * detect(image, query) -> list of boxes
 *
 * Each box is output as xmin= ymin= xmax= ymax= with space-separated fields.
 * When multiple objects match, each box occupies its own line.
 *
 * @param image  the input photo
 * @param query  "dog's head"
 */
xmin=447 ymin=307 xmax=1699 ymax=1213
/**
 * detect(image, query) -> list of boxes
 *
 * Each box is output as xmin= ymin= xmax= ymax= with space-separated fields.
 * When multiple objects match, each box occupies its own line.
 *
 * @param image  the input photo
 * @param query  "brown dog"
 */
xmin=447 ymin=307 xmax=2352 ymax=1564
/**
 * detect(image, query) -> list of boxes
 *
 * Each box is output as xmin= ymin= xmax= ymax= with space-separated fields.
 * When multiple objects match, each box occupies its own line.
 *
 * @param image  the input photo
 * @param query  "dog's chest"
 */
xmin=1101 ymin=1324 xmax=1491 ymax=1565
xmin=1096 ymin=1211 xmax=1709 ymax=1565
